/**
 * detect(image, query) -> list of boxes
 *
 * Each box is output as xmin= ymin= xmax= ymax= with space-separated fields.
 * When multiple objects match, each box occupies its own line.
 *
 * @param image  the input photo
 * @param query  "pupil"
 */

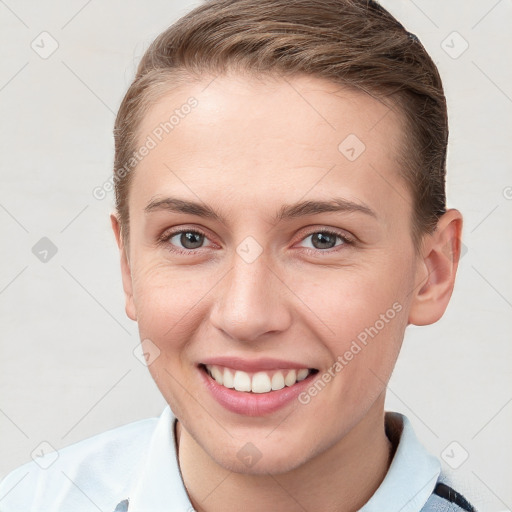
xmin=181 ymin=232 xmax=203 ymax=249
xmin=313 ymin=232 xmax=335 ymax=249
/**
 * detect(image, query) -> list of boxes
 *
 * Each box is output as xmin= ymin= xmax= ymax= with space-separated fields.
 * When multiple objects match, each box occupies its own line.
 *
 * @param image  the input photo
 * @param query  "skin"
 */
xmin=111 ymin=73 xmax=463 ymax=512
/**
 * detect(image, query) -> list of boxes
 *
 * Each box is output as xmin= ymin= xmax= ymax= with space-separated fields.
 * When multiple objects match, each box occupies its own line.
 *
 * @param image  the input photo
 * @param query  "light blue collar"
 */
xmin=360 ymin=412 xmax=441 ymax=511
xmin=126 ymin=407 xmax=440 ymax=511
xmin=127 ymin=406 xmax=192 ymax=510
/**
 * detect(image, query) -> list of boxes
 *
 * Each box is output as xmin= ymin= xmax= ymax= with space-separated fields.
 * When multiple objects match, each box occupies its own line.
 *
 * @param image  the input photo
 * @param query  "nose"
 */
xmin=209 ymin=250 xmax=293 ymax=343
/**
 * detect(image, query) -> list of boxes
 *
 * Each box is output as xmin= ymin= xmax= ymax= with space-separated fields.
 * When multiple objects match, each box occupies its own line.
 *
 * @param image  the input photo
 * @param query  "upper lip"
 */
xmin=200 ymin=357 xmax=317 ymax=372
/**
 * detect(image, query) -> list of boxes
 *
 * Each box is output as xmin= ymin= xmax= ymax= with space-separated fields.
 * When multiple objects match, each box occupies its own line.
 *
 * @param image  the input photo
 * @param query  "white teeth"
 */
xmin=205 ymin=365 xmax=311 ymax=393
xmin=297 ymin=369 xmax=309 ymax=381
xmin=284 ymin=370 xmax=297 ymax=387
xmin=271 ymin=372 xmax=285 ymax=391
xmin=211 ymin=366 xmax=223 ymax=385
xmin=234 ymin=371 xmax=252 ymax=392
xmin=223 ymin=368 xmax=234 ymax=388
xmin=252 ymin=372 xmax=272 ymax=393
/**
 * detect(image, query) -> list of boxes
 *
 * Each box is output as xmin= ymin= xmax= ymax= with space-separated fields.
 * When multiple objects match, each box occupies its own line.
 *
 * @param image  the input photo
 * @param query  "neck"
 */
xmin=175 ymin=396 xmax=393 ymax=512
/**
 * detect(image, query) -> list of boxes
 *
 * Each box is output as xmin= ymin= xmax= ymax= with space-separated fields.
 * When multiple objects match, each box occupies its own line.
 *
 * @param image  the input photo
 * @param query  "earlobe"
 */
xmin=110 ymin=213 xmax=137 ymax=322
xmin=408 ymin=209 xmax=463 ymax=326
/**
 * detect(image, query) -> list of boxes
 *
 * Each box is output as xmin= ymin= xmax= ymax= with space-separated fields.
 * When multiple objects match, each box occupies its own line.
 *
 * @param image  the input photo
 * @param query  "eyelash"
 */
xmin=157 ymin=227 xmax=355 ymax=256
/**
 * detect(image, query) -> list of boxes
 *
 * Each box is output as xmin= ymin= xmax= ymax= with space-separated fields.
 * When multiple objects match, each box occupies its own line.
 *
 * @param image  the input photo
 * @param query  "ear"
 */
xmin=110 ymin=212 xmax=137 ymax=321
xmin=408 ymin=209 xmax=463 ymax=326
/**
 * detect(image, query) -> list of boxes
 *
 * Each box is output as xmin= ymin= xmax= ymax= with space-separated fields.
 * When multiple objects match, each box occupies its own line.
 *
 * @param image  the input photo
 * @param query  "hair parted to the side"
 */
xmin=113 ymin=0 xmax=448 ymax=253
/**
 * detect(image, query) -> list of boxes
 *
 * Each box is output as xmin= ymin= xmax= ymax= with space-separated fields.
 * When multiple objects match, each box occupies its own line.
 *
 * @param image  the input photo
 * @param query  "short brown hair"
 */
xmin=113 ymin=0 xmax=448 ymax=252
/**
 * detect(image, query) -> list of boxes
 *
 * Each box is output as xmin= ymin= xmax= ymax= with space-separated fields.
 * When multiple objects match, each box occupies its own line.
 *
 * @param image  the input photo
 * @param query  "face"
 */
xmin=115 ymin=73 xmax=423 ymax=474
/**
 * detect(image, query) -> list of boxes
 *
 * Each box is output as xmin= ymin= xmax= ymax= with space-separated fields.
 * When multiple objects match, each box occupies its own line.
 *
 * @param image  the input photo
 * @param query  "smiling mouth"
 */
xmin=200 ymin=364 xmax=319 ymax=394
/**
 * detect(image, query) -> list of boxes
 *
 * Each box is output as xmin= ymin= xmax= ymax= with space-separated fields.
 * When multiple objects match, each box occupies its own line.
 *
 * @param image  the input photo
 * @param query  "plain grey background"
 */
xmin=0 ymin=0 xmax=511 ymax=510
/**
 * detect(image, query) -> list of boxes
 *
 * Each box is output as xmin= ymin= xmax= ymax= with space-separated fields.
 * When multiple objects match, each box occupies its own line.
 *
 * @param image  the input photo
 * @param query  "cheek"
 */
xmin=131 ymin=260 xmax=209 ymax=337
xmin=292 ymin=260 xmax=410 ymax=339
xmin=297 ymin=279 xmax=408 ymax=419
xmin=288 ymin=255 xmax=413 ymax=397
xmin=131 ymin=263 xmax=207 ymax=406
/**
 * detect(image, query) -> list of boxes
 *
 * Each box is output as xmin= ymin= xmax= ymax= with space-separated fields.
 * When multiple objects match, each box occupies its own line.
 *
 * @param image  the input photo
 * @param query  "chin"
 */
xmin=210 ymin=440 xmax=314 ymax=476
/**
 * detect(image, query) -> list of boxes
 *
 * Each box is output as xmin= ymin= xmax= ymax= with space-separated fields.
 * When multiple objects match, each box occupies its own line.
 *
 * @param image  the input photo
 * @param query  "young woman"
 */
xmin=0 ymin=1 xmax=477 ymax=511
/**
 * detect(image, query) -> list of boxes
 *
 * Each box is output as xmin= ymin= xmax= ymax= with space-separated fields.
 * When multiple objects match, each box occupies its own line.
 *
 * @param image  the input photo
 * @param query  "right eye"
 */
xmin=158 ymin=228 xmax=216 ymax=255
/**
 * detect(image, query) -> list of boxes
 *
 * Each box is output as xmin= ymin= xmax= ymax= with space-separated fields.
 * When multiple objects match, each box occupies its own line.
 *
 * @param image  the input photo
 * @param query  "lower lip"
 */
xmin=199 ymin=366 xmax=316 ymax=416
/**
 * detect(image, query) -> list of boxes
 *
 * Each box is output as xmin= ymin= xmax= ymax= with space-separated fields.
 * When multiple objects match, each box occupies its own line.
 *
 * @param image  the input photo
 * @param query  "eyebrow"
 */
xmin=144 ymin=196 xmax=377 ymax=224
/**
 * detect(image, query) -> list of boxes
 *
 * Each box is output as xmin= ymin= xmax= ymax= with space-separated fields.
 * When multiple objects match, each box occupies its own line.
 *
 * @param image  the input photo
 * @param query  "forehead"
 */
xmin=130 ymin=73 xmax=410 ymax=222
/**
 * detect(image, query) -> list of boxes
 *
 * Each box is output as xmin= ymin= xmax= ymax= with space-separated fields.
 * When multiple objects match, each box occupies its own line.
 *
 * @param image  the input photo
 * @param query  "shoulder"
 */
xmin=376 ymin=412 xmax=479 ymax=512
xmin=421 ymin=477 xmax=479 ymax=512
xmin=0 ymin=414 xmax=159 ymax=512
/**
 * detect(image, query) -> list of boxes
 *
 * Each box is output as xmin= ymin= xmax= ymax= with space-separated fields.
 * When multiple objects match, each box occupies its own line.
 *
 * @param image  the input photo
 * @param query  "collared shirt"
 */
xmin=0 ymin=407 xmax=476 ymax=512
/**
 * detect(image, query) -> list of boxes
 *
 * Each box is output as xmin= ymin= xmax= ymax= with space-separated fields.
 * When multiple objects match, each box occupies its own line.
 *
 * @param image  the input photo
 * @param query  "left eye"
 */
xmin=298 ymin=231 xmax=348 ymax=250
